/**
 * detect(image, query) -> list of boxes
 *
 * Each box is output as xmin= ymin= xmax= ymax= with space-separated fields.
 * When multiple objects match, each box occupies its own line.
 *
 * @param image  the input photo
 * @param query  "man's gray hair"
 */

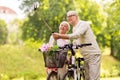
xmin=67 ymin=10 xmax=78 ymax=17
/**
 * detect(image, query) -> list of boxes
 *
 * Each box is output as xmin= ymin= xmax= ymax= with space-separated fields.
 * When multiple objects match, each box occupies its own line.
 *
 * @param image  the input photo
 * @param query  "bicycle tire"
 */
xmin=62 ymin=70 xmax=85 ymax=80
xmin=47 ymin=71 xmax=57 ymax=80
xmin=79 ymin=69 xmax=85 ymax=80
xmin=62 ymin=70 xmax=74 ymax=80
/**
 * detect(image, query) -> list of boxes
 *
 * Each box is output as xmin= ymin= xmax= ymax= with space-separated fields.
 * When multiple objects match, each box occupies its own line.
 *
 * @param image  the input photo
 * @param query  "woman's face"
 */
xmin=59 ymin=23 xmax=69 ymax=34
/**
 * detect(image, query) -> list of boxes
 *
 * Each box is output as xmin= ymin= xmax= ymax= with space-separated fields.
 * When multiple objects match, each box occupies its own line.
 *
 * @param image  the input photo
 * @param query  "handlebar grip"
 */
xmin=78 ymin=43 xmax=92 ymax=47
xmin=38 ymin=48 xmax=41 ymax=51
xmin=83 ymin=43 xmax=92 ymax=46
xmin=76 ymin=57 xmax=84 ymax=61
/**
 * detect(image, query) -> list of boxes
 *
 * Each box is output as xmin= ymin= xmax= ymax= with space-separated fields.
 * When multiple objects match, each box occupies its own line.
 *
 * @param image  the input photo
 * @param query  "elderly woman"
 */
xmin=49 ymin=21 xmax=70 ymax=47
xmin=48 ymin=21 xmax=70 ymax=79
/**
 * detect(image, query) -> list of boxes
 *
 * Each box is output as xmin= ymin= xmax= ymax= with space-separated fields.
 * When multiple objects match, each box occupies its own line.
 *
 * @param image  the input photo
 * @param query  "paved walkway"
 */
xmin=101 ymin=77 xmax=120 ymax=80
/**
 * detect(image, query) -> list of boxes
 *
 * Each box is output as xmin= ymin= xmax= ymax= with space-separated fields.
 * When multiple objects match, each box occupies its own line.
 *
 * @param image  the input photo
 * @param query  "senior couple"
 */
xmin=48 ymin=10 xmax=101 ymax=80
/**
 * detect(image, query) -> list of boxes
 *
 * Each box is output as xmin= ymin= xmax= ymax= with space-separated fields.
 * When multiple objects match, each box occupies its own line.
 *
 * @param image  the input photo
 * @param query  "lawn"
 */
xmin=0 ymin=44 xmax=47 ymax=80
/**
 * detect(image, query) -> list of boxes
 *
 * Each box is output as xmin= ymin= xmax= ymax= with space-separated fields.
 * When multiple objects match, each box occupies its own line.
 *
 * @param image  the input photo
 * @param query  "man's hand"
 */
xmin=52 ymin=33 xmax=60 ymax=40
xmin=53 ymin=33 xmax=69 ymax=40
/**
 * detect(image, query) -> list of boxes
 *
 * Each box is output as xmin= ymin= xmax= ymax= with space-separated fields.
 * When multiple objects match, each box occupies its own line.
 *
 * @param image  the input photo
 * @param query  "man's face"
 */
xmin=67 ymin=15 xmax=77 ymax=25
xmin=59 ymin=23 xmax=69 ymax=34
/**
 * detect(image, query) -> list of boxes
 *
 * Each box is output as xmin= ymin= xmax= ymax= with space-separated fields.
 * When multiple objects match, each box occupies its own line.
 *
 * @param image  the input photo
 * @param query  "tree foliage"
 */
xmin=0 ymin=19 xmax=8 ymax=44
xmin=20 ymin=0 xmax=120 ymax=58
xmin=106 ymin=0 xmax=120 ymax=59
xmin=20 ymin=0 xmax=103 ymax=42
xmin=97 ymin=0 xmax=120 ymax=58
xmin=20 ymin=0 xmax=75 ymax=42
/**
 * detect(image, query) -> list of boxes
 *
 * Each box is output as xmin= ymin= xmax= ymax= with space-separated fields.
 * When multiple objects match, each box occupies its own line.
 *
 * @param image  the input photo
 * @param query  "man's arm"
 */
xmin=52 ymin=33 xmax=69 ymax=40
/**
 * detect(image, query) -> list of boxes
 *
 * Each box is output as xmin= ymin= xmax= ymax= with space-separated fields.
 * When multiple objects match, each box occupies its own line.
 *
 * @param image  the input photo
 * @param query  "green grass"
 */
xmin=0 ymin=44 xmax=47 ymax=80
xmin=101 ymin=55 xmax=120 ymax=77
xmin=101 ymin=48 xmax=120 ymax=78
xmin=0 ymin=44 xmax=120 ymax=80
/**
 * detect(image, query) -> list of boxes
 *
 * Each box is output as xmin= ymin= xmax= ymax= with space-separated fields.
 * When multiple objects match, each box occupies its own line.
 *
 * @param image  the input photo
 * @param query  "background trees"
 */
xmin=20 ymin=0 xmax=75 ymax=42
xmin=20 ymin=0 xmax=104 ymax=41
xmin=0 ymin=19 xmax=8 ymax=44
xmin=20 ymin=0 xmax=120 ymax=59
xmin=98 ymin=0 xmax=120 ymax=59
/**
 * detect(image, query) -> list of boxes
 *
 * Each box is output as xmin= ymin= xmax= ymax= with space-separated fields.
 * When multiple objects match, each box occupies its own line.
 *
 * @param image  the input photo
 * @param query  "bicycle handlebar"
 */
xmin=59 ymin=43 xmax=92 ymax=55
xmin=59 ymin=43 xmax=92 ymax=49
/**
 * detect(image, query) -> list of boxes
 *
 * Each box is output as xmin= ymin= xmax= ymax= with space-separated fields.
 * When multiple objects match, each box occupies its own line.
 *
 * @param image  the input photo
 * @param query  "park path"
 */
xmin=101 ymin=77 xmax=120 ymax=80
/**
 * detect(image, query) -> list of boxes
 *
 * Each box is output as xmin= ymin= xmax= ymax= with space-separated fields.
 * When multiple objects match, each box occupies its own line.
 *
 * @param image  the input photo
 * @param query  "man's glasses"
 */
xmin=67 ymin=15 xmax=75 ymax=18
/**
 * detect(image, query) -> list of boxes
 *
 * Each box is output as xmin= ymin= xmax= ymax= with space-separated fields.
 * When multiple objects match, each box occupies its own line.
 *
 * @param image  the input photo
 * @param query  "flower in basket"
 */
xmin=40 ymin=43 xmax=59 ymax=53
xmin=40 ymin=43 xmax=51 ymax=52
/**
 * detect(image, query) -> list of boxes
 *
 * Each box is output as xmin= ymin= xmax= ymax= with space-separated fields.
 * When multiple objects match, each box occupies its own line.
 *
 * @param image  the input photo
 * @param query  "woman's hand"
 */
xmin=52 ymin=33 xmax=69 ymax=40
xmin=52 ymin=33 xmax=60 ymax=40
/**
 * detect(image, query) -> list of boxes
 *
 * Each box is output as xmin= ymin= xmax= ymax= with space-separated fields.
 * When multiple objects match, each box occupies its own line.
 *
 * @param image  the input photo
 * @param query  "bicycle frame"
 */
xmin=68 ymin=52 xmax=83 ymax=80
xmin=60 ymin=43 xmax=92 ymax=80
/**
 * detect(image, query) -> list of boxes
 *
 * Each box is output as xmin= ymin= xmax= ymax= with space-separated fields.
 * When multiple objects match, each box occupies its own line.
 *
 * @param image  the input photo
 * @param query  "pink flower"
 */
xmin=40 ymin=43 xmax=51 ymax=52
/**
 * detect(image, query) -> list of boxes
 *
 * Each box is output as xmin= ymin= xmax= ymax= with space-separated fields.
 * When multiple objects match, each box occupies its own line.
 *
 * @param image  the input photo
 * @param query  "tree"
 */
xmin=0 ymin=19 xmax=8 ymax=44
xmin=98 ymin=0 xmax=120 ymax=58
xmin=9 ymin=18 xmax=23 ymax=44
xmin=20 ymin=0 xmax=105 ymax=43
xmin=106 ymin=0 xmax=120 ymax=58
xmin=20 ymin=0 xmax=75 ymax=42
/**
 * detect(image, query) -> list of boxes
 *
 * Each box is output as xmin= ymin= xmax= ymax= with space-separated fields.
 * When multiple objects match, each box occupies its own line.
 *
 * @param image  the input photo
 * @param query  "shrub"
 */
xmin=0 ymin=19 xmax=8 ymax=44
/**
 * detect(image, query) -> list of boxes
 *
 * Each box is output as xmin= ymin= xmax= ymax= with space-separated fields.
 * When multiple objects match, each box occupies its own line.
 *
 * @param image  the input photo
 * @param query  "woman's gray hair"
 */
xmin=59 ymin=21 xmax=70 ymax=33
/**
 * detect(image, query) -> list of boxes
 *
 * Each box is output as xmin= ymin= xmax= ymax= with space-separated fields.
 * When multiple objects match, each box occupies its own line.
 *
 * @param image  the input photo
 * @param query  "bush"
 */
xmin=0 ymin=19 xmax=8 ymax=44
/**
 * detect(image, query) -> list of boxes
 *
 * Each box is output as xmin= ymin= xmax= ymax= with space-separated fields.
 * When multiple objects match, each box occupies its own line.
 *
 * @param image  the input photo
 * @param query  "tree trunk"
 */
xmin=110 ymin=35 xmax=114 ymax=56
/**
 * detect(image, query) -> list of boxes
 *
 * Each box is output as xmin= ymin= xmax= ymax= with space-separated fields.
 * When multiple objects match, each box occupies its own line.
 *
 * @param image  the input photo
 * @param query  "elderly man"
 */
xmin=53 ymin=10 xmax=101 ymax=80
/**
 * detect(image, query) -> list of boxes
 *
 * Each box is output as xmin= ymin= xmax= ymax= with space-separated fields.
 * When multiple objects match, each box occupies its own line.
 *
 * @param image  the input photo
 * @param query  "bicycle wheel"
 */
xmin=62 ymin=70 xmax=74 ymax=80
xmin=47 ymin=71 xmax=57 ymax=80
xmin=79 ymin=69 xmax=85 ymax=80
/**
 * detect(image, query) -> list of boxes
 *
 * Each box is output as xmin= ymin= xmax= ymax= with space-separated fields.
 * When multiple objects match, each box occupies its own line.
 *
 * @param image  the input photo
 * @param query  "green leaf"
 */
xmin=52 ymin=45 xmax=59 ymax=51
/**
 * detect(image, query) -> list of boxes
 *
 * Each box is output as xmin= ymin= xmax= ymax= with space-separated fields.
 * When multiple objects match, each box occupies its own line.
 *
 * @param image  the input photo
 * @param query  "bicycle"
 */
xmin=59 ymin=43 xmax=92 ymax=80
xmin=39 ymin=43 xmax=91 ymax=80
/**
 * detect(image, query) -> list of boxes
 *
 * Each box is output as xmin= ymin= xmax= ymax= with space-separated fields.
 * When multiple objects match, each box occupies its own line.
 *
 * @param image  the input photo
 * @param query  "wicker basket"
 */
xmin=43 ymin=50 xmax=67 ymax=68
